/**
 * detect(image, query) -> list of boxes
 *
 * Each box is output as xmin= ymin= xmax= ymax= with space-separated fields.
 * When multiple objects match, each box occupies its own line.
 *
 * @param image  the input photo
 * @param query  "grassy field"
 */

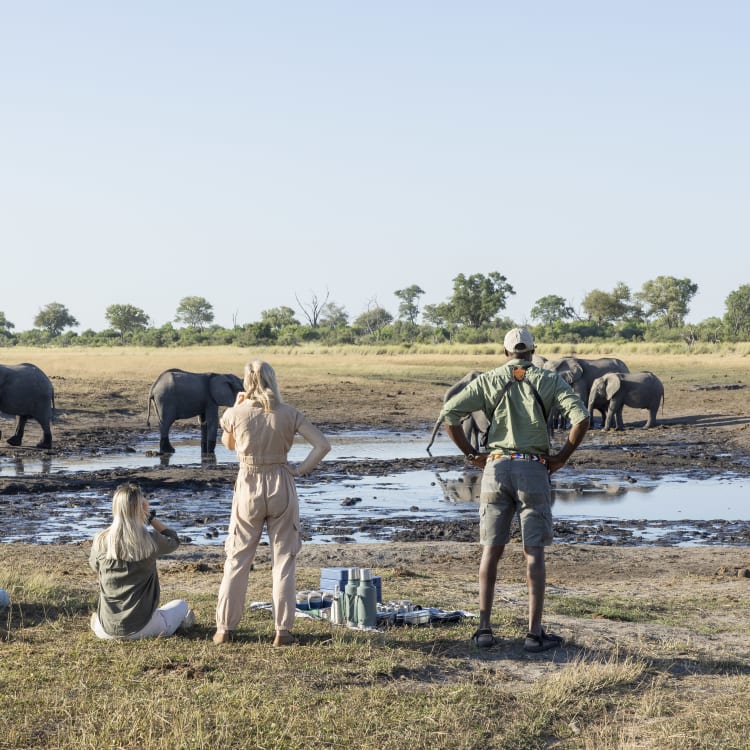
xmin=4 ymin=340 xmax=750 ymax=388
xmin=2 ymin=542 xmax=750 ymax=750
xmin=2 ymin=344 xmax=750 ymax=748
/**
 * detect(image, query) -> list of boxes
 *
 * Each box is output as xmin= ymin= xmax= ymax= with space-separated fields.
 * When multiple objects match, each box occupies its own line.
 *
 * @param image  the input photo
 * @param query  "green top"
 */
xmin=440 ymin=360 xmax=589 ymax=455
xmin=89 ymin=528 xmax=180 ymax=637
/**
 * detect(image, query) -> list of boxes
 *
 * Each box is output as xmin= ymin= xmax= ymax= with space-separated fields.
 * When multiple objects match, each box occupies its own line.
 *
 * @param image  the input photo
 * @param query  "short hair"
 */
xmin=243 ymin=360 xmax=282 ymax=411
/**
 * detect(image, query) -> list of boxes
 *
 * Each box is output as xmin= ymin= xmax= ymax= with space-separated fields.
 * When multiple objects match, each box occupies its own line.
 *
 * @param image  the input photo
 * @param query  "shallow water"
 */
xmin=1 ymin=430 xmax=748 ymax=545
xmin=0 ymin=429 xmax=458 ymax=475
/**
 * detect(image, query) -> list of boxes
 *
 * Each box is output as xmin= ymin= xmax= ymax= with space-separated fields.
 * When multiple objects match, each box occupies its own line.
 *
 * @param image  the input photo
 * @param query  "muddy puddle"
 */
xmin=1 ymin=430 xmax=749 ymax=546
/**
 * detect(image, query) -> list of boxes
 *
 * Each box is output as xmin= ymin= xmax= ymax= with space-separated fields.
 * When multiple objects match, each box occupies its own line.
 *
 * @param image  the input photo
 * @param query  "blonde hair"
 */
xmin=243 ymin=360 xmax=282 ymax=412
xmin=92 ymin=483 xmax=158 ymax=561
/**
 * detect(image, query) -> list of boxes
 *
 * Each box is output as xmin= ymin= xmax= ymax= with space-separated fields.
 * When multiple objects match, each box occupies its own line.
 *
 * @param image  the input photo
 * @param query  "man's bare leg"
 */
xmin=524 ymin=545 xmax=546 ymax=636
xmin=478 ymin=544 xmax=505 ymax=630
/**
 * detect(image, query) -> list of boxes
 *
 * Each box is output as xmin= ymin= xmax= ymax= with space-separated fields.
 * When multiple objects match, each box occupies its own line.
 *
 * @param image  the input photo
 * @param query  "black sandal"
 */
xmin=471 ymin=627 xmax=497 ymax=648
xmin=524 ymin=628 xmax=563 ymax=652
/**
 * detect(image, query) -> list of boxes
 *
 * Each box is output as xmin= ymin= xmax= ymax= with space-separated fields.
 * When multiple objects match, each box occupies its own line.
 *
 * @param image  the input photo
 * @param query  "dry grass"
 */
xmin=2 ymin=542 xmax=750 ymax=750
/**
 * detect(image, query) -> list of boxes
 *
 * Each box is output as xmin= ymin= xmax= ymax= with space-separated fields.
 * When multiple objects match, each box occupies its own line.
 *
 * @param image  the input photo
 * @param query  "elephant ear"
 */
xmin=209 ymin=375 xmax=238 ymax=407
xmin=567 ymin=361 xmax=584 ymax=382
xmin=604 ymin=374 xmax=621 ymax=401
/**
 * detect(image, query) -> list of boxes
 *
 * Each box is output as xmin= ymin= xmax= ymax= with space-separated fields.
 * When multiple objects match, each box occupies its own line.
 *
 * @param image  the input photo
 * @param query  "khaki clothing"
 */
xmin=216 ymin=399 xmax=329 ymax=633
xmin=479 ymin=457 xmax=553 ymax=546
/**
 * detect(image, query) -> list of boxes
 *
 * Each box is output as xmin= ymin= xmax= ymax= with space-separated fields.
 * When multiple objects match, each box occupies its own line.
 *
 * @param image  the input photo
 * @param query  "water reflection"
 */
xmin=430 ymin=471 xmax=661 ymax=506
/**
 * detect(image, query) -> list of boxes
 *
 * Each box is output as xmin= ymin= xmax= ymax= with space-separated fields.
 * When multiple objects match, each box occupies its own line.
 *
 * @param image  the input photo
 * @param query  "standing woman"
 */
xmin=213 ymin=360 xmax=330 ymax=646
xmin=89 ymin=483 xmax=194 ymax=640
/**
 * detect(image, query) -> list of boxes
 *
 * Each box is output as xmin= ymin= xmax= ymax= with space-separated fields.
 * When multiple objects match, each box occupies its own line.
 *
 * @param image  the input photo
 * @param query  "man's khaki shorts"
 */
xmin=479 ymin=457 xmax=553 ymax=547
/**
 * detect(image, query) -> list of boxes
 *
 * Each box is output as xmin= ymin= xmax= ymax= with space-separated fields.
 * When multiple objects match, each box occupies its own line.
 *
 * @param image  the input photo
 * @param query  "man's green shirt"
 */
xmin=440 ymin=359 xmax=589 ymax=455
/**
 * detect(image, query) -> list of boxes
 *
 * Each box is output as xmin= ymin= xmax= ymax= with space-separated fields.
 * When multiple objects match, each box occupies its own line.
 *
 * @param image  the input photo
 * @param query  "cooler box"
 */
xmin=320 ymin=567 xmax=382 ymax=604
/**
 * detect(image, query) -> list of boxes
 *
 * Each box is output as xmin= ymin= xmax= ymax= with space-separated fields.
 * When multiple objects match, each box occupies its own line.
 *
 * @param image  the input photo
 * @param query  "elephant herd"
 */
xmin=427 ymin=355 xmax=665 ymax=454
xmin=0 ymin=363 xmax=244 ymax=454
xmin=2 ymin=356 xmax=665 ymax=455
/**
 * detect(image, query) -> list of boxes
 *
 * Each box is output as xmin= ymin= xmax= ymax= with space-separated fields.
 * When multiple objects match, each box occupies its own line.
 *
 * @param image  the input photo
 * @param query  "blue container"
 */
xmin=320 ymin=567 xmax=382 ymax=603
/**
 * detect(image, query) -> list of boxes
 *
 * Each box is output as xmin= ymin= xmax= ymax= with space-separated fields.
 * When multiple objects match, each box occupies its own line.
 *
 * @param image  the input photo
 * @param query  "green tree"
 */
xmin=394 ymin=285 xmax=425 ymax=324
xmin=353 ymin=304 xmax=393 ymax=337
xmin=582 ymin=283 xmax=633 ymax=324
xmin=34 ymin=302 xmax=78 ymax=336
xmin=261 ymin=306 xmax=300 ymax=332
xmin=636 ymin=276 xmax=698 ymax=329
xmin=105 ymin=304 xmax=150 ymax=340
xmin=530 ymin=295 xmax=575 ymax=326
xmin=446 ymin=272 xmax=515 ymax=328
xmin=319 ymin=302 xmax=349 ymax=328
xmin=175 ymin=296 xmax=214 ymax=331
xmin=0 ymin=311 xmax=15 ymax=339
xmin=724 ymin=285 xmax=750 ymax=340
xmin=422 ymin=302 xmax=454 ymax=329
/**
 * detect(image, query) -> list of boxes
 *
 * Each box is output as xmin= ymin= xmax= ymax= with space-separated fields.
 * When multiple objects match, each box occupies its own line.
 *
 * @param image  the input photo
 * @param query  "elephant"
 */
xmin=588 ymin=371 xmax=664 ymax=430
xmin=426 ymin=371 xmax=488 ymax=455
xmin=0 ymin=363 xmax=55 ymax=449
xmin=147 ymin=368 xmax=245 ymax=455
xmin=543 ymin=356 xmax=630 ymax=431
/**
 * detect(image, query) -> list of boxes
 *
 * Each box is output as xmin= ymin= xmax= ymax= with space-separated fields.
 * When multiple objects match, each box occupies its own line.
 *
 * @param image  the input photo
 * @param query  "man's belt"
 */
xmin=489 ymin=451 xmax=548 ymax=466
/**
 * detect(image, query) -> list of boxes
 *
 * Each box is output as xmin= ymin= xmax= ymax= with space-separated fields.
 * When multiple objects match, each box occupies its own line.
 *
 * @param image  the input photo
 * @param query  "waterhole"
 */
xmin=1 ymin=430 xmax=748 ymax=545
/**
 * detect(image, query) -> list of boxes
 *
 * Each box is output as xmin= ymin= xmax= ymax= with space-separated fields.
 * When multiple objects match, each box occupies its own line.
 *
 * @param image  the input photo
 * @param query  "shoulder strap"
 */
xmin=489 ymin=365 xmax=549 ymax=423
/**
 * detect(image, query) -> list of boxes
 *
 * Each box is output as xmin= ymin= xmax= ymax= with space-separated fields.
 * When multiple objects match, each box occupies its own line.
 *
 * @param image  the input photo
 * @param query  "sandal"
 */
xmin=524 ymin=628 xmax=563 ymax=653
xmin=471 ymin=627 xmax=497 ymax=648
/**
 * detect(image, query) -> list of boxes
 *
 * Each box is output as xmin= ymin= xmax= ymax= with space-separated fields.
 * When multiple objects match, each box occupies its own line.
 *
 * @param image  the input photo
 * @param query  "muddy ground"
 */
xmin=1 ymin=370 xmax=749 ymax=547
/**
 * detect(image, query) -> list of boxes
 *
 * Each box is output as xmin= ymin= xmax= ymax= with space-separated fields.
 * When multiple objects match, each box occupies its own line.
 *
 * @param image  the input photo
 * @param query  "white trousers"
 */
xmin=91 ymin=599 xmax=190 ymax=640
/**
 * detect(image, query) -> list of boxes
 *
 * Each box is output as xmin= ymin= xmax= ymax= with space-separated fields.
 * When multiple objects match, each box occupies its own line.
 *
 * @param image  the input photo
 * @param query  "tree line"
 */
xmin=1 ymin=274 xmax=749 ymax=348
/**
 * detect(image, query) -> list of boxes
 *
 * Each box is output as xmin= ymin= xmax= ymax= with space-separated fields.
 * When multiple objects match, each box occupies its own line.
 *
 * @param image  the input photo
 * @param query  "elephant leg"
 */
xmin=615 ymin=408 xmax=625 ymax=430
xmin=6 ymin=416 xmax=26 ymax=446
xmin=200 ymin=416 xmax=210 ymax=455
xmin=36 ymin=422 xmax=52 ymax=450
xmin=205 ymin=409 xmax=221 ymax=454
xmin=644 ymin=407 xmax=657 ymax=428
xmin=159 ymin=423 xmax=175 ymax=454
xmin=461 ymin=417 xmax=481 ymax=453
xmin=603 ymin=404 xmax=616 ymax=431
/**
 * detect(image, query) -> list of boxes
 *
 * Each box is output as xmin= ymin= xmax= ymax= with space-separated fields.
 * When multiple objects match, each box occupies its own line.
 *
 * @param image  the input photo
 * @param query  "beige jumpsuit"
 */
xmin=215 ymin=398 xmax=330 ymax=634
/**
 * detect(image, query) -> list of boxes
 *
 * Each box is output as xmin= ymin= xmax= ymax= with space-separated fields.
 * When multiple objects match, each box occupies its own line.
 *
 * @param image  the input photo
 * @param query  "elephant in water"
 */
xmin=0 ymin=362 xmax=55 ymax=449
xmin=147 ymin=368 xmax=244 ymax=455
xmin=426 ymin=371 xmax=488 ymax=455
xmin=588 ymin=371 xmax=665 ymax=430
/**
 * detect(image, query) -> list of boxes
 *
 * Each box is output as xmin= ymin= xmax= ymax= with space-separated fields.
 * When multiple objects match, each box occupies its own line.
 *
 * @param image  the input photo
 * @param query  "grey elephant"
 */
xmin=543 ymin=356 xmax=630 ymax=431
xmin=588 ymin=371 xmax=665 ymax=430
xmin=147 ymin=368 xmax=244 ymax=455
xmin=0 ymin=363 xmax=55 ymax=449
xmin=426 ymin=371 xmax=488 ymax=455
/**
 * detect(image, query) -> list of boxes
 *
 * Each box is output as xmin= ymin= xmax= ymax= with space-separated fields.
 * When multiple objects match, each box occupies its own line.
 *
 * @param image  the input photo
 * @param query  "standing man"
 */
xmin=441 ymin=328 xmax=589 ymax=651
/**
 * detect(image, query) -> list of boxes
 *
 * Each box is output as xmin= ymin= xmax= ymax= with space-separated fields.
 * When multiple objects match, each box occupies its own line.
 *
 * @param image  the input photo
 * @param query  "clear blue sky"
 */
xmin=2 ymin=3 xmax=747 ymax=331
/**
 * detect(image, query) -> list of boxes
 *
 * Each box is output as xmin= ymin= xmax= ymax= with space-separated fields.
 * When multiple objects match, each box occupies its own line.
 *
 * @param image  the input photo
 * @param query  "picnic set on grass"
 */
xmin=249 ymin=566 xmax=475 ymax=630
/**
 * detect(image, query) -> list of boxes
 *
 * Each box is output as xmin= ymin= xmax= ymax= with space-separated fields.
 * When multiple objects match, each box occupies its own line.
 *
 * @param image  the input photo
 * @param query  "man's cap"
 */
xmin=503 ymin=327 xmax=535 ymax=353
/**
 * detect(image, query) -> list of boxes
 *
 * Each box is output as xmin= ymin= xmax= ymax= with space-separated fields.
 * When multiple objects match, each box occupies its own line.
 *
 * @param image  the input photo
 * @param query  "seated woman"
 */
xmin=89 ymin=483 xmax=194 ymax=640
